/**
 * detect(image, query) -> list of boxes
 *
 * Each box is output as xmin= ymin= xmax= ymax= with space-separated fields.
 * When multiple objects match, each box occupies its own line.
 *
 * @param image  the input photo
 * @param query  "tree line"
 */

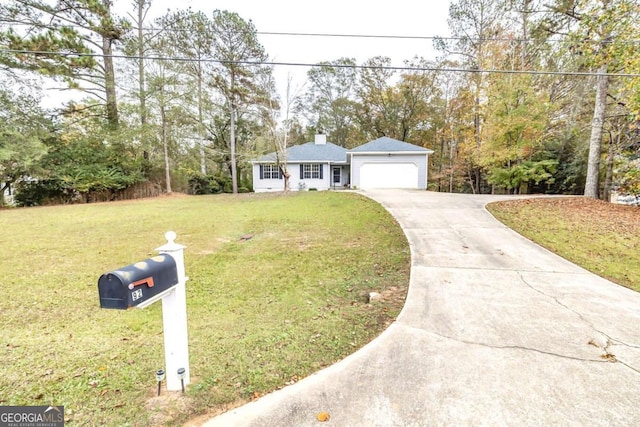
xmin=1 ymin=0 xmax=639 ymax=206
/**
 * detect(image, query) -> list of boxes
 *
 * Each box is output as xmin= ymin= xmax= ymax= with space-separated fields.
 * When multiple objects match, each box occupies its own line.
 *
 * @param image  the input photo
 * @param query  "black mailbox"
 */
xmin=98 ymin=254 xmax=178 ymax=309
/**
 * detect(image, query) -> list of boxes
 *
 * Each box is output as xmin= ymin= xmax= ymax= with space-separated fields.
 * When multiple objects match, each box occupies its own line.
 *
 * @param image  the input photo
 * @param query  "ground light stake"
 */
xmin=156 ymin=369 xmax=165 ymax=396
xmin=177 ymin=367 xmax=186 ymax=393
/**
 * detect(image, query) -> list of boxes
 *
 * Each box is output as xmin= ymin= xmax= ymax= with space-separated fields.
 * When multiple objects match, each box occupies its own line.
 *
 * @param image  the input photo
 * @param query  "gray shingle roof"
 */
xmin=255 ymin=141 xmax=348 ymax=163
xmin=348 ymin=137 xmax=433 ymax=153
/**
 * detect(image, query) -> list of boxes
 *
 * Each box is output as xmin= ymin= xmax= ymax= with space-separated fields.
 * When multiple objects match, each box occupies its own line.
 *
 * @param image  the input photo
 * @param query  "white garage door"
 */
xmin=360 ymin=163 xmax=418 ymax=189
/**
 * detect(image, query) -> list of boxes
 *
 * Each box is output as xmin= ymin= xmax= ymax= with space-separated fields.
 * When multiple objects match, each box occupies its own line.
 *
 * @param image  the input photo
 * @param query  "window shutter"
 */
xmin=319 ymin=164 xmax=324 ymax=179
xmin=278 ymin=166 xmax=283 ymax=179
xmin=300 ymin=164 xmax=304 ymax=179
xmin=259 ymin=164 xmax=264 ymax=179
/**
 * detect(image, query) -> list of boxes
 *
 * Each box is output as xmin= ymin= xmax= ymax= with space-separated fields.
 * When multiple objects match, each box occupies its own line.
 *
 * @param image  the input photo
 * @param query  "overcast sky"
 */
xmin=145 ymin=0 xmax=453 ymax=61
xmin=44 ymin=1 xmax=454 ymax=107
xmin=139 ymin=0 xmax=453 ymax=97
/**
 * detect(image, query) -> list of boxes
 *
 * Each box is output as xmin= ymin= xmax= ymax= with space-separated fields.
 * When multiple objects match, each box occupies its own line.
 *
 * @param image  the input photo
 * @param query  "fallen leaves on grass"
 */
xmin=284 ymin=375 xmax=300 ymax=386
xmin=317 ymin=411 xmax=330 ymax=422
xmin=487 ymin=197 xmax=640 ymax=291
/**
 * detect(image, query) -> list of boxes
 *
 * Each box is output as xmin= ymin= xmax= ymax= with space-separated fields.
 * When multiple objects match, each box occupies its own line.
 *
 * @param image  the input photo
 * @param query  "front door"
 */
xmin=332 ymin=167 xmax=341 ymax=186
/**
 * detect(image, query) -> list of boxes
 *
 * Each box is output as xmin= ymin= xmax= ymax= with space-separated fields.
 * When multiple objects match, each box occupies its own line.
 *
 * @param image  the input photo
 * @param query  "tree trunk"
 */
xmin=198 ymin=64 xmax=207 ymax=175
xmin=230 ymin=101 xmax=238 ymax=194
xmin=474 ymin=95 xmax=481 ymax=149
xmin=473 ymin=90 xmax=481 ymax=194
xmin=102 ymin=1 xmax=118 ymax=128
xmin=283 ymin=169 xmax=290 ymax=192
xmin=0 ymin=182 xmax=9 ymax=206
xmin=160 ymin=97 xmax=172 ymax=194
xmin=438 ymin=130 xmax=445 ymax=192
xmin=520 ymin=0 xmax=531 ymax=70
xmin=137 ymin=1 xmax=146 ymax=128
xmin=584 ymin=64 xmax=609 ymax=199
xmin=473 ymin=45 xmax=482 ymax=195
xmin=474 ymin=168 xmax=481 ymax=194
xmin=449 ymin=141 xmax=454 ymax=193
xmin=602 ymin=138 xmax=615 ymax=202
xmin=468 ymin=168 xmax=477 ymax=194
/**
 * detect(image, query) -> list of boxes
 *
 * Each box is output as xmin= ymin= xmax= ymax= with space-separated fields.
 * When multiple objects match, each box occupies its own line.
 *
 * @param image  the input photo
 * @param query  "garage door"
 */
xmin=359 ymin=163 xmax=418 ymax=189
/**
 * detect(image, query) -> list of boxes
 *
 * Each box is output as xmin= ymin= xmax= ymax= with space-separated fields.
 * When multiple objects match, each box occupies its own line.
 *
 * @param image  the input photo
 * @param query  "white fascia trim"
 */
xmin=347 ymin=151 xmax=434 ymax=155
xmin=255 ymin=160 xmax=347 ymax=164
xmin=292 ymin=160 xmax=342 ymax=163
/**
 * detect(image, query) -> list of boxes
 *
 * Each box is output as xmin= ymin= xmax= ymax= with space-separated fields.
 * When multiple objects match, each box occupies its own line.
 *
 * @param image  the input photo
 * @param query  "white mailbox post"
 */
xmin=98 ymin=231 xmax=191 ymax=393
xmin=155 ymin=231 xmax=190 ymax=391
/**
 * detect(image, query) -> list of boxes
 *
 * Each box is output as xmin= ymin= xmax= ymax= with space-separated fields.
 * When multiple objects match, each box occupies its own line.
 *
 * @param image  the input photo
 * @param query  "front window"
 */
xmin=303 ymin=163 xmax=321 ymax=179
xmin=261 ymin=164 xmax=281 ymax=179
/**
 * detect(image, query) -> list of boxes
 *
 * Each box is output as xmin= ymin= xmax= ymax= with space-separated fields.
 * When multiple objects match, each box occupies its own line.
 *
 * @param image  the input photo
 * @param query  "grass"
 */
xmin=487 ymin=197 xmax=640 ymax=292
xmin=0 ymin=192 xmax=410 ymax=426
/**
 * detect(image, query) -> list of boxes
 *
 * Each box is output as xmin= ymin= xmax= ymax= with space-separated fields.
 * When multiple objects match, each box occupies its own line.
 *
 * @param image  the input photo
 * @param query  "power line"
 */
xmin=4 ymin=21 xmax=640 ymax=45
xmin=255 ymin=31 xmax=640 ymax=45
xmin=3 ymin=48 xmax=640 ymax=78
xmin=159 ymin=28 xmax=574 ymax=44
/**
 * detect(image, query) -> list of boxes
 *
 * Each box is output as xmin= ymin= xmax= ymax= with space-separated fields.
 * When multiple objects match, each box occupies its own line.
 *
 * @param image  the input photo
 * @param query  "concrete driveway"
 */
xmin=204 ymin=190 xmax=640 ymax=426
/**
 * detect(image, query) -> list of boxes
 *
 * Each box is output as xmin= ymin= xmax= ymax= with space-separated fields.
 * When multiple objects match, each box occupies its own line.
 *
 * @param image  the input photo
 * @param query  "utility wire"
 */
xmin=149 ymin=28 xmax=579 ymax=44
xmin=255 ymin=31 xmax=640 ymax=45
xmin=4 ymin=21 xmax=640 ymax=44
xmin=4 ymin=48 xmax=640 ymax=78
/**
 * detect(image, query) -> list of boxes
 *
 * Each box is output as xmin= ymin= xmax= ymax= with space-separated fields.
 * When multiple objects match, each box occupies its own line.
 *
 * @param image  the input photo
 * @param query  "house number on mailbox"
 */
xmin=132 ymin=289 xmax=143 ymax=301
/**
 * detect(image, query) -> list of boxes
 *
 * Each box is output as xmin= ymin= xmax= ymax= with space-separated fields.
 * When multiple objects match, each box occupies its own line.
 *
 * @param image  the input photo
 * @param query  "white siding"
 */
xmin=296 ymin=163 xmax=330 ymax=191
xmin=252 ymin=163 xmax=335 ymax=192
xmin=252 ymin=163 xmax=287 ymax=193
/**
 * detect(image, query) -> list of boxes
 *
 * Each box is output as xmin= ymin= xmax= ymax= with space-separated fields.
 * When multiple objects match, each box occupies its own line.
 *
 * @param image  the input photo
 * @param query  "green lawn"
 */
xmin=0 ymin=192 xmax=410 ymax=426
xmin=487 ymin=197 xmax=640 ymax=292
